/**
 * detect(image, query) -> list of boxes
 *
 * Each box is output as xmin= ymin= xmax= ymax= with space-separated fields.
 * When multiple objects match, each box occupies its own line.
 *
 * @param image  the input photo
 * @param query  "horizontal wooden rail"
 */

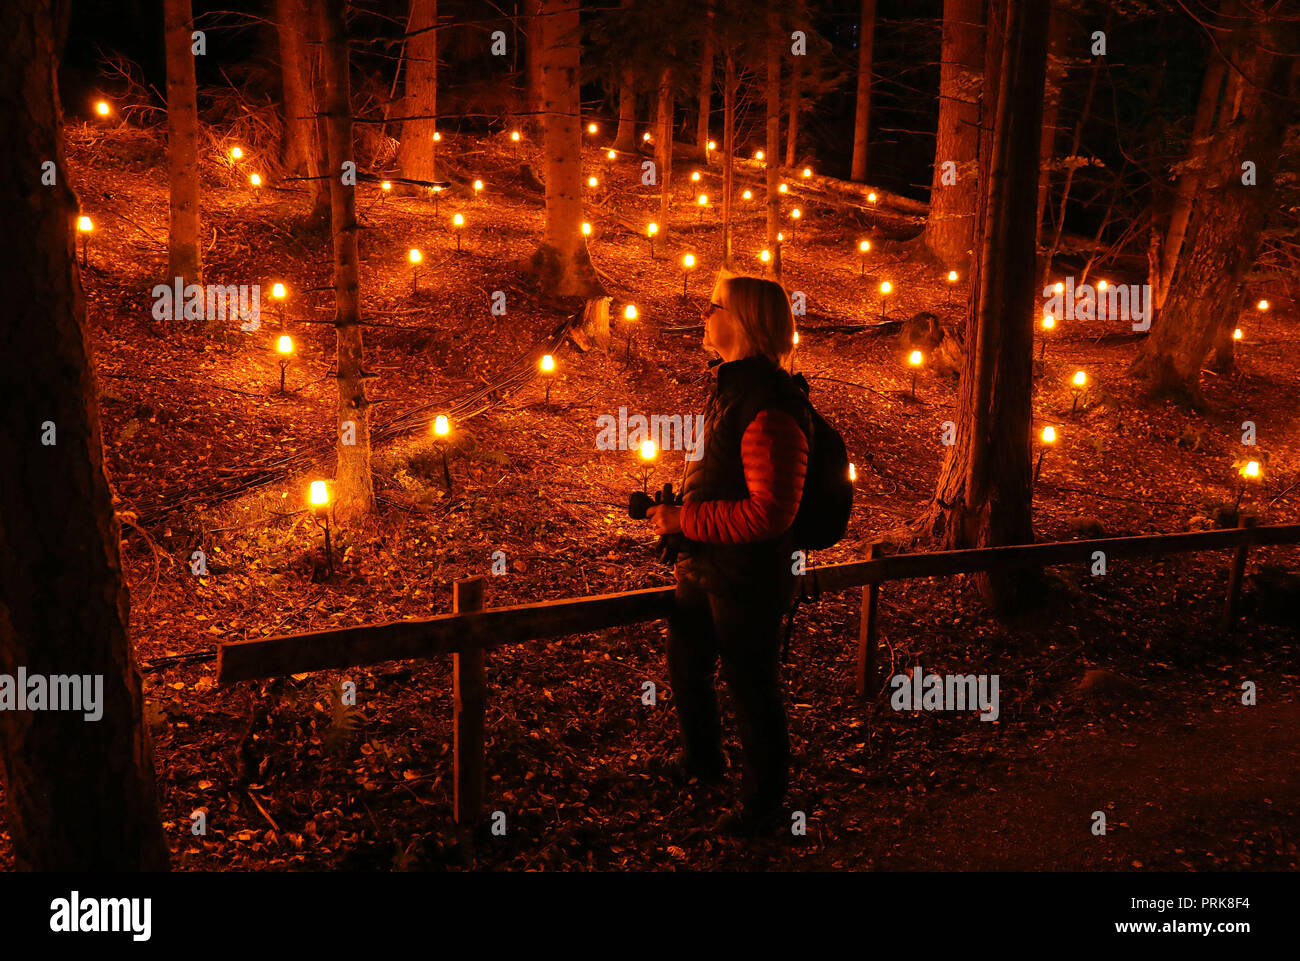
xmin=217 ymin=523 xmax=1300 ymax=685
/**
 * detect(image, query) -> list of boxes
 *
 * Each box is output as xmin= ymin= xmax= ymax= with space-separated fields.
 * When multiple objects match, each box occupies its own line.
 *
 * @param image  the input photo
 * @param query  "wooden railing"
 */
xmin=217 ymin=519 xmax=1300 ymax=829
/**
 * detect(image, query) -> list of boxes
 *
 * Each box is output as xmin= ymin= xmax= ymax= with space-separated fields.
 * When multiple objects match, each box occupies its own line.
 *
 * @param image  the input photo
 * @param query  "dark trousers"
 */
xmin=667 ymin=576 xmax=790 ymax=812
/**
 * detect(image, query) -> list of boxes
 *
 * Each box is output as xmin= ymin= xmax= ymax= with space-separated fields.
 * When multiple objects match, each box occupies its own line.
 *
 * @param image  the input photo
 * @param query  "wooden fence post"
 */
xmin=453 ymin=576 xmax=487 ymax=829
xmin=1221 ymin=514 xmax=1258 ymax=631
xmin=856 ymin=542 xmax=882 ymax=697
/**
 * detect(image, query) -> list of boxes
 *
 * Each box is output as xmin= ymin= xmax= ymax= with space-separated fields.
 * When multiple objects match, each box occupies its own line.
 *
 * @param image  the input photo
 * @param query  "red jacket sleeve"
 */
xmin=681 ymin=408 xmax=809 ymax=543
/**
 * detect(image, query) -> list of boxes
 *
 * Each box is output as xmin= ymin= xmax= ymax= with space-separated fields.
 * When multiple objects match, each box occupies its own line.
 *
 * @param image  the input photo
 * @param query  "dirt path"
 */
xmin=860 ymin=698 xmax=1300 ymax=870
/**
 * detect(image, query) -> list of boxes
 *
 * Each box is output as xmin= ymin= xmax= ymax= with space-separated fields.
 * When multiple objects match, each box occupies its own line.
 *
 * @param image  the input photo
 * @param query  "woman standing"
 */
xmin=646 ymin=274 xmax=811 ymax=837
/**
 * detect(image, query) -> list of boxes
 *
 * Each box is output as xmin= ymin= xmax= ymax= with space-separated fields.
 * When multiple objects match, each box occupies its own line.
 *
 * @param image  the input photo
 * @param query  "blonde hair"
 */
xmin=713 ymin=271 xmax=797 ymax=370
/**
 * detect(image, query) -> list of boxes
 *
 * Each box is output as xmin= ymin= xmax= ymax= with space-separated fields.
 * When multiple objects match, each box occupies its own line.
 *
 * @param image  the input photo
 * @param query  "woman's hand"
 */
xmin=646 ymin=504 xmax=683 ymax=535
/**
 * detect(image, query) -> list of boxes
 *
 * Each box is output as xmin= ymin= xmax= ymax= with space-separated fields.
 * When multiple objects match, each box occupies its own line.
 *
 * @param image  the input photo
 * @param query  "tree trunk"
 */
xmin=849 ymin=0 xmax=875 ymax=182
xmin=923 ymin=0 xmax=983 ymax=269
xmin=1129 ymin=28 xmax=1293 ymax=405
xmin=696 ymin=1 xmax=715 ymax=158
xmin=320 ymin=0 xmax=375 ymax=523
xmin=1041 ymin=40 xmax=1100 ymax=285
xmin=784 ymin=48 xmax=803 ymax=168
xmin=279 ymin=0 xmax=330 ymax=223
xmin=523 ymin=0 xmax=543 ymax=132
xmin=528 ymin=0 xmax=604 ymax=300
xmin=613 ymin=74 xmax=637 ymax=151
xmin=165 ymin=0 xmax=201 ymax=288
xmin=655 ymin=65 xmax=673 ymax=224
xmin=928 ymin=0 xmax=1048 ymax=614
xmin=397 ymin=0 xmax=437 ymax=190
xmin=721 ymin=51 xmax=736 ymax=267
xmin=1035 ymin=1 xmax=1068 ymax=245
xmin=765 ymin=2 xmax=782 ymax=279
xmin=0 ymin=0 xmax=168 ymax=870
xmin=1157 ymin=47 xmax=1226 ymax=312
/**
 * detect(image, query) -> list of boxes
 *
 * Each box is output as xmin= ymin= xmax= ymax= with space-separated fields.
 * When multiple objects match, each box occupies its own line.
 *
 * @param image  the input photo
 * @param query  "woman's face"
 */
xmin=703 ymin=297 xmax=742 ymax=360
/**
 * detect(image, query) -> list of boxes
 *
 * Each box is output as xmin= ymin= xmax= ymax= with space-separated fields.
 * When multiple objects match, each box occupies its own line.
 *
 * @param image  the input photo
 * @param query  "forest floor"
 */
xmin=2 ymin=121 xmax=1297 ymax=871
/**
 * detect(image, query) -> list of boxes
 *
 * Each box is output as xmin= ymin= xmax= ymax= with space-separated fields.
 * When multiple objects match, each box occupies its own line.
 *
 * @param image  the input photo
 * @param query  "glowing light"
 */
xmin=1042 ymin=313 xmax=1056 ymax=330
xmin=540 ymin=354 xmax=555 ymax=373
xmin=802 ymin=167 xmax=812 ymax=178
xmin=691 ymin=171 xmax=701 ymax=182
xmin=1242 ymin=460 xmax=1261 ymax=479
xmin=1097 ymin=279 xmax=1108 ymax=291
xmin=409 ymin=248 xmax=422 ymax=263
xmin=434 ymin=414 xmax=450 ymax=436
xmin=381 ymin=181 xmax=392 ymax=192
xmin=309 ymin=480 xmax=329 ymax=507
xmin=742 ymin=189 xmax=753 ymax=201
xmin=453 ymin=213 xmax=465 ymax=228
xmin=271 ymin=282 xmax=286 ymax=300
xmin=77 ymin=216 xmax=93 ymax=232
xmin=947 ymin=270 xmax=958 ymax=283
xmin=880 ymin=281 xmax=892 ymax=295
xmin=792 ymin=330 xmax=799 ymax=345
xmin=697 ymin=194 xmax=708 ymax=206
xmin=473 ymin=179 xmax=484 ymax=193
xmin=250 ymin=173 xmax=262 ymax=187
xmin=646 ymin=222 xmax=658 ymax=237
xmin=433 ymin=131 xmax=442 ymax=141
xmin=908 ymin=350 xmax=924 ymax=367
xmin=759 ymin=249 xmax=771 ymax=263
xmin=1054 ymin=282 xmax=1065 ymax=293
xmin=511 ymin=130 xmax=521 ymax=141
xmin=643 ymin=131 xmax=652 ymax=142
xmin=778 ymin=232 xmax=785 ymax=242
xmin=277 ymin=335 xmax=293 ymax=355
xmin=639 ymin=439 xmax=657 ymax=461
xmin=683 ymin=253 xmax=696 ymax=269
xmin=95 ymin=100 xmax=110 ymax=116
xmin=581 ymin=221 xmax=592 ymax=235
xmin=848 ymin=463 xmax=857 ymax=482
xmin=1257 ymin=299 xmax=1269 ymax=311
xmin=859 ymin=240 xmax=870 ymax=253
xmin=754 ymin=149 xmax=765 ymax=161
xmin=588 ymin=176 xmax=599 ymax=188
xmin=1041 ymin=425 xmax=1057 ymax=444
xmin=230 ymin=146 xmax=243 ymax=161
xmin=791 ymin=208 xmax=801 ymax=220
xmin=1233 ymin=328 xmax=1243 ymax=340
xmin=707 ymin=140 xmax=716 ymax=151
xmin=587 ymin=122 xmax=598 ymax=134
xmin=624 ymin=304 xmax=638 ymax=321
xmin=1072 ymin=370 xmax=1087 ymax=387
xmin=779 ymin=183 xmax=788 ymax=194
xmin=607 ymin=149 xmax=616 ymax=160
xmin=867 ymin=191 xmax=878 ymax=203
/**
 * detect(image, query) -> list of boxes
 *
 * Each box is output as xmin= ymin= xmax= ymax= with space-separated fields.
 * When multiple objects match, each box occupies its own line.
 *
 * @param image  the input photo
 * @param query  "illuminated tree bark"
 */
xmin=1035 ymin=1 xmax=1068 ymax=244
xmin=277 ymin=0 xmax=329 ymax=223
xmin=785 ymin=43 xmax=803 ymax=168
xmin=696 ymin=1 xmax=715 ymax=158
xmin=927 ymin=0 xmax=1048 ymax=614
xmin=523 ymin=0 xmax=542 ymax=130
xmin=320 ymin=0 xmax=375 ymax=522
xmin=849 ymin=0 xmax=874 ymax=182
xmin=613 ymin=72 xmax=637 ymax=151
xmin=528 ymin=0 xmax=603 ymax=299
xmin=0 ymin=0 xmax=168 ymax=870
xmin=923 ymin=0 xmax=982 ymax=270
xmin=654 ymin=64 xmax=674 ymax=224
xmin=1130 ymin=29 xmax=1293 ymax=405
xmin=765 ymin=1 xmax=782 ymax=279
xmin=397 ymin=0 xmax=438 ymax=189
xmin=165 ymin=0 xmax=201 ymax=287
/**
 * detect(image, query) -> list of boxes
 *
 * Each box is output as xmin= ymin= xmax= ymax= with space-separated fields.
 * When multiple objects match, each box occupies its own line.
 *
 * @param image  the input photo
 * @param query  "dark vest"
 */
xmin=676 ymin=355 xmax=812 ymax=598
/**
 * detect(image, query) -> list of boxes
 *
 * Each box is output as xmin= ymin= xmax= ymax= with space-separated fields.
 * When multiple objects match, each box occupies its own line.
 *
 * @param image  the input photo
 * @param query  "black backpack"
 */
xmin=788 ymin=373 xmax=853 ymax=550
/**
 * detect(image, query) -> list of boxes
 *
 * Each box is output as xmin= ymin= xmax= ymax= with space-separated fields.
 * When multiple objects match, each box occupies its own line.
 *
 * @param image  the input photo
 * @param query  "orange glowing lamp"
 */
xmin=1233 ymin=328 xmax=1244 ymax=341
xmin=755 ymin=149 xmax=765 ymax=161
xmin=624 ymin=304 xmax=638 ymax=322
xmin=309 ymin=480 xmax=329 ymax=509
xmin=1257 ymin=299 xmax=1269 ymax=312
xmin=1041 ymin=425 xmax=1057 ymax=444
xmin=277 ymin=335 xmax=293 ymax=355
xmin=434 ymin=415 xmax=450 ymax=437
xmin=639 ymin=439 xmax=657 ymax=462
xmin=802 ymin=167 xmax=812 ymax=178
xmin=581 ymin=221 xmax=592 ymax=236
xmin=78 ymin=216 xmax=93 ymax=232
xmin=409 ymin=248 xmax=422 ymax=264
xmin=742 ymin=189 xmax=753 ymax=201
